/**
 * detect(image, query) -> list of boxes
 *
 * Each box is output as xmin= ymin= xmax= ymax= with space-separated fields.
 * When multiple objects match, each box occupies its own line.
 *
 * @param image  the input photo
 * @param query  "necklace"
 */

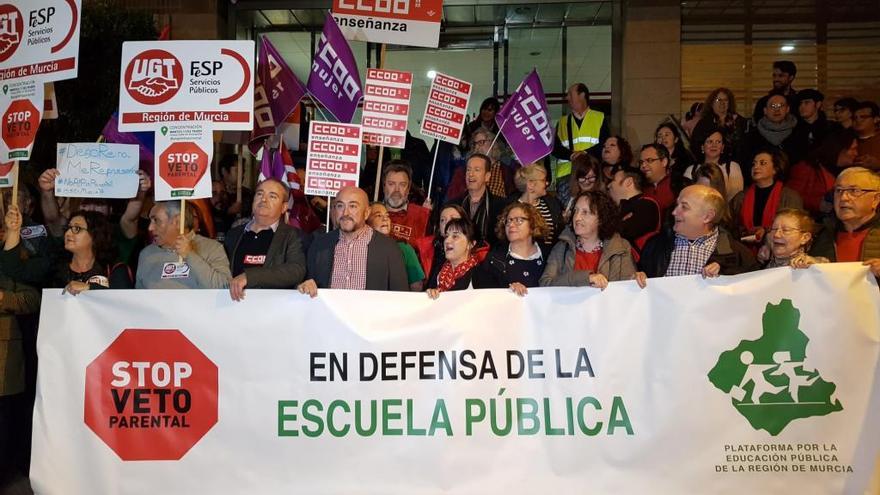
xmin=576 ymin=238 xmax=603 ymax=253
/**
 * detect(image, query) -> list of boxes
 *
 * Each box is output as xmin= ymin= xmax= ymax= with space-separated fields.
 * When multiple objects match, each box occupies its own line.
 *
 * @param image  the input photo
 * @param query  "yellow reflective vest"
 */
xmin=555 ymin=108 xmax=605 ymax=178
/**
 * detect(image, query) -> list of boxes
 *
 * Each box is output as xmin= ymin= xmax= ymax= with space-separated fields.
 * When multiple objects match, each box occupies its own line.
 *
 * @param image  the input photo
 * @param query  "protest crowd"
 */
xmin=1 ymin=16 xmax=880 ymax=488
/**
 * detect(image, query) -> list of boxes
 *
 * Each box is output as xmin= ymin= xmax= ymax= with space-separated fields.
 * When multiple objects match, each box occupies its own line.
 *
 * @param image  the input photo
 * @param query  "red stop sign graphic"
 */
xmin=2 ymin=99 xmax=40 ymax=151
xmin=159 ymin=141 xmax=209 ymax=192
xmin=84 ymin=329 xmax=218 ymax=461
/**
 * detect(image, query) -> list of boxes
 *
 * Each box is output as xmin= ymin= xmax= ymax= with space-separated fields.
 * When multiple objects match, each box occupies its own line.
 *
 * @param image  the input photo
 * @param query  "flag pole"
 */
xmin=325 ymin=196 xmax=331 ymax=233
xmin=426 ymin=141 xmax=440 ymax=203
xmin=307 ymin=93 xmax=332 ymax=122
xmin=178 ymin=198 xmax=186 ymax=263
xmin=372 ymin=43 xmax=387 ymax=202
xmin=235 ymin=144 xmax=243 ymax=204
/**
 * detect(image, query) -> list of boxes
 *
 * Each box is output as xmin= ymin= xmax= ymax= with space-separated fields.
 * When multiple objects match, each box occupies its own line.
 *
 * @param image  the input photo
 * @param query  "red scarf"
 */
xmin=437 ymin=255 xmax=478 ymax=292
xmin=740 ymin=181 xmax=783 ymax=231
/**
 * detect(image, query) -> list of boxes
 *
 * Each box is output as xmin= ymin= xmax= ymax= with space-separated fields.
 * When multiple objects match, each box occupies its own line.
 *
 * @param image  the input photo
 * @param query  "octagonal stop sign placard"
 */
xmin=159 ymin=141 xmax=209 ymax=197
xmin=84 ymin=329 xmax=218 ymax=461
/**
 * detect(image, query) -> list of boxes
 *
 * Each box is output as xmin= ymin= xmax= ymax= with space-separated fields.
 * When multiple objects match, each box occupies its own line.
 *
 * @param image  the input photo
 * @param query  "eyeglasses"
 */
xmin=767 ymin=227 xmax=802 ymax=235
xmin=578 ymin=174 xmax=597 ymax=183
xmin=67 ymin=225 xmax=88 ymax=234
xmin=638 ymin=157 xmax=662 ymax=166
xmin=834 ymin=187 xmax=879 ymax=198
xmin=505 ymin=216 xmax=529 ymax=226
xmin=768 ymin=103 xmax=787 ymax=110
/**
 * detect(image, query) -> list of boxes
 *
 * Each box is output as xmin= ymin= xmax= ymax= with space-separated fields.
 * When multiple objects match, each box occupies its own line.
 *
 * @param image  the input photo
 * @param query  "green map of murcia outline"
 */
xmin=708 ymin=299 xmax=843 ymax=436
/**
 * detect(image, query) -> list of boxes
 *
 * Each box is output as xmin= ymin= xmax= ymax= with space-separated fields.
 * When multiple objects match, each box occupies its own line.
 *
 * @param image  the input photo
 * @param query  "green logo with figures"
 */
xmin=708 ymin=299 xmax=843 ymax=435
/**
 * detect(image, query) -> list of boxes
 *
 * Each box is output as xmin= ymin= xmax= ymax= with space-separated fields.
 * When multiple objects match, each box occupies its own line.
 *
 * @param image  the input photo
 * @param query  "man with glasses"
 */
xmin=810 ymin=167 xmax=880 ymax=278
xmin=742 ymin=93 xmax=810 ymax=178
xmin=853 ymin=101 xmax=880 ymax=170
xmin=751 ymin=60 xmax=799 ymax=123
xmin=639 ymin=144 xmax=677 ymax=213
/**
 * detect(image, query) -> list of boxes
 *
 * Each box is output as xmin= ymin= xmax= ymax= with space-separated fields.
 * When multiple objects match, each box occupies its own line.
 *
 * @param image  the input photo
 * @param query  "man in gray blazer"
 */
xmin=298 ymin=186 xmax=407 ymax=297
xmin=225 ymin=179 xmax=307 ymax=301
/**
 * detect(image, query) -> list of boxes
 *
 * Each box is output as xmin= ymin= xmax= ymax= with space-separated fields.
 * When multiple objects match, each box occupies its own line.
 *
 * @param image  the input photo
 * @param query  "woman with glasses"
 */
xmin=758 ymin=209 xmax=827 ymax=268
xmin=540 ymin=190 xmax=636 ymax=288
xmin=44 ymin=211 xmax=133 ymax=293
xmin=565 ymin=153 xmax=604 ymax=223
xmin=692 ymin=88 xmax=747 ymax=161
xmin=731 ymin=148 xmax=803 ymax=247
xmin=685 ymin=128 xmax=744 ymax=200
xmin=519 ymin=163 xmax=563 ymax=247
xmin=478 ymin=203 xmax=551 ymax=296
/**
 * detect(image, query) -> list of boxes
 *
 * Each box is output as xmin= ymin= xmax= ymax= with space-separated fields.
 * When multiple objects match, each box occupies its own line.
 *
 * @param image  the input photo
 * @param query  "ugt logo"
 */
xmin=125 ymin=49 xmax=183 ymax=105
xmin=708 ymin=299 xmax=843 ymax=435
xmin=0 ymin=4 xmax=23 ymax=63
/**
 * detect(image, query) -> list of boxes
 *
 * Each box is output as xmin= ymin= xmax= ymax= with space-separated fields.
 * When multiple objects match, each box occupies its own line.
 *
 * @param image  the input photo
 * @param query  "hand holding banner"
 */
xmin=496 ymin=69 xmax=554 ymax=166
xmin=307 ymin=13 xmax=363 ymax=123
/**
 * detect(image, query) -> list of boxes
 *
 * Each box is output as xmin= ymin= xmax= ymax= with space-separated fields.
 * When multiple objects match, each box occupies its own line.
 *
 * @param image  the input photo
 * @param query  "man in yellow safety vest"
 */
xmin=552 ymin=83 xmax=609 ymax=201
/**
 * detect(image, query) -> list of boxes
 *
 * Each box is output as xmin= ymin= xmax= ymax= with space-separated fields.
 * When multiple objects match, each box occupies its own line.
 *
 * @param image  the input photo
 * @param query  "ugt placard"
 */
xmin=0 ymin=0 xmax=81 ymax=83
xmin=118 ymin=41 xmax=255 ymax=132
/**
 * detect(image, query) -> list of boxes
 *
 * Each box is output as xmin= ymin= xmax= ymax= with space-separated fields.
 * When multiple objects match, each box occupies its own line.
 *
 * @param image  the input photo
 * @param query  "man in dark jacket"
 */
xmin=298 ymin=186 xmax=408 ymax=296
xmin=741 ymin=93 xmax=811 ymax=180
xmin=449 ymin=153 xmax=509 ymax=247
xmin=225 ymin=179 xmax=307 ymax=301
xmin=638 ymin=185 xmax=759 ymax=280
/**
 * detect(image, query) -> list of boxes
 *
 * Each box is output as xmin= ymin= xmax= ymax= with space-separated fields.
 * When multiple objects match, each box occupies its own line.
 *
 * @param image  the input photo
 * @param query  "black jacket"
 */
xmin=451 ymin=192 xmax=510 ymax=247
xmin=225 ymin=222 xmax=307 ymax=289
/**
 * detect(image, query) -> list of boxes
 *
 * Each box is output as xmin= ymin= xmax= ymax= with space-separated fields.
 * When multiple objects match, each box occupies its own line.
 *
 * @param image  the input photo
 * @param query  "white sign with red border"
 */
xmin=331 ymin=0 xmax=443 ymax=48
xmin=0 ymin=78 xmax=43 ymax=160
xmin=419 ymin=72 xmax=471 ymax=145
xmin=118 ymin=41 xmax=255 ymax=132
xmin=305 ymin=120 xmax=361 ymax=197
xmin=0 ymin=0 xmax=81 ymax=83
xmin=153 ymin=121 xmax=213 ymax=201
xmin=362 ymin=68 xmax=411 ymax=149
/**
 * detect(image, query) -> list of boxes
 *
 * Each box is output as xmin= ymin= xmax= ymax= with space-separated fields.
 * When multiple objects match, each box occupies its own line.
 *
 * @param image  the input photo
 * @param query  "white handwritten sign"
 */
xmin=55 ymin=143 xmax=140 ymax=198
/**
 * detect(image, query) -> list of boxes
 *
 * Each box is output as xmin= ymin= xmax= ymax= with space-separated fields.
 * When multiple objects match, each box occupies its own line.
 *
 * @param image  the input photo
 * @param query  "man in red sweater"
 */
xmin=382 ymin=160 xmax=430 ymax=245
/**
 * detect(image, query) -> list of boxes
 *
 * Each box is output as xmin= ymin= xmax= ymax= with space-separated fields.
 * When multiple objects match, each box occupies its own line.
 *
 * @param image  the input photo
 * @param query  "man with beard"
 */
xmin=297 ymin=187 xmax=408 ymax=297
xmin=382 ymin=160 xmax=430 ymax=245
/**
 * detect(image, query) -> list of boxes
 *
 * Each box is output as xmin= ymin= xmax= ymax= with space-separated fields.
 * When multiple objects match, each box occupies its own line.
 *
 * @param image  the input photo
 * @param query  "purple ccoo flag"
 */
xmin=495 ymin=69 xmax=554 ymax=166
xmin=307 ymin=13 xmax=363 ymax=123
xmin=250 ymin=35 xmax=307 ymax=154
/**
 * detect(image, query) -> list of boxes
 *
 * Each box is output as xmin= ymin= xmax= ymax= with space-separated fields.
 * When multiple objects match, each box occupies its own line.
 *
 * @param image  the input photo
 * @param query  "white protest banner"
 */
xmin=0 ymin=78 xmax=43 ymax=160
xmin=54 ymin=143 xmax=139 ymax=198
xmin=154 ymin=121 xmax=213 ymax=200
xmin=0 ymin=160 xmax=14 ymax=186
xmin=43 ymin=81 xmax=57 ymax=119
xmin=0 ymin=0 xmax=81 ymax=83
xmin=332 ymin=0 xmax=443 ymax=48
xmin=30 ymin=265 xmax=880 ymax=494
xmin=118 ymin=40 xmax=255 ymax=132
xmin=419 ymin=72 xmax=471 ymax=144
xmin=362 ymin=68 xmax=411 ymax=148
xmin=304 ymin=120 xmax=361 ymax=197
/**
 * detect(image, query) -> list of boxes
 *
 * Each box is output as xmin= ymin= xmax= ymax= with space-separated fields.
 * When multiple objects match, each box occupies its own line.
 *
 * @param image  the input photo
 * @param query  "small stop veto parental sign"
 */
xmin=154 ymin=122 xmax=213 ymax=200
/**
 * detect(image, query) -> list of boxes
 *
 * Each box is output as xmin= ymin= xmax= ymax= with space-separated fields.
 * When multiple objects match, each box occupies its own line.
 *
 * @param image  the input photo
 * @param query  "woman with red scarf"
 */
xmin=730 ymin=148 xmax=803 ymax=246
xmin=426 ymin=218 xmax=481 ymax=298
